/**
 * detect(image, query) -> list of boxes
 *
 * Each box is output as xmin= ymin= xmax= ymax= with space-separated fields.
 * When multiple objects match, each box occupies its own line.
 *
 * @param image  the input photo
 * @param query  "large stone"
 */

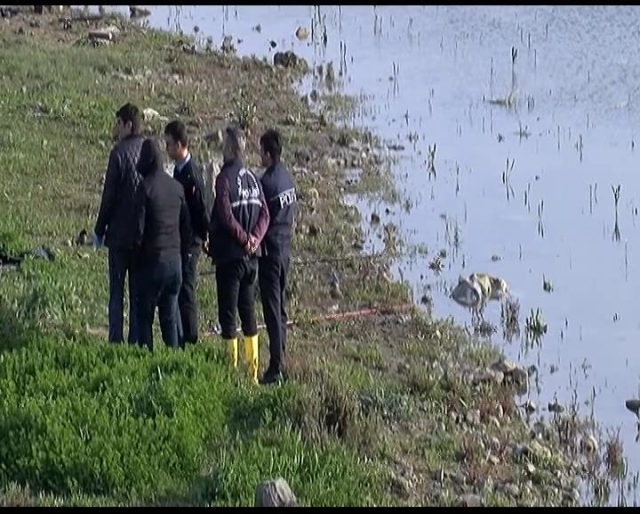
xmin=459 ymin=494 xmax=482 ymax=507
xmin=491 ymin=358 xmax=517 ymax=374
xmin=255 ymin=478 xmax=298 ymax=507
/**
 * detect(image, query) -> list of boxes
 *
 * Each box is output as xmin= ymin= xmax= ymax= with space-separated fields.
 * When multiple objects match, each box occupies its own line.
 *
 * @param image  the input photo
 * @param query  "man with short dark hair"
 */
xmin=94 ymin=103 xmax=144 ymax=344
xmin=164 ymin=120 xmax=210 ymax=346
xmin=257 ymin=129 xmax=297 ymax=385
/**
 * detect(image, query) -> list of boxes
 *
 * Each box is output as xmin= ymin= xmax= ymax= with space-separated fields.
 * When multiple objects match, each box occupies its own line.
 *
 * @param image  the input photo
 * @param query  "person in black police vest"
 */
xmin=94 ymin=103 xmax=144 ymax=344
xmin=133 ymin=138 xmax=191 ymax=351
xmin=257 ymin=129 xmax=297 ymax=385
xmin=164 ymin=120 xmax=210 ymax=347
xmin=208 ymin=126 xmax=270 ymax=385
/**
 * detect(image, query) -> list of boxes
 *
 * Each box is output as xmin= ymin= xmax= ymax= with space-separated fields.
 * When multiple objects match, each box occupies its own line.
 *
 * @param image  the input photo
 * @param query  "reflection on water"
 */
xmin=108 ymin=4 xmax=640 ymax=503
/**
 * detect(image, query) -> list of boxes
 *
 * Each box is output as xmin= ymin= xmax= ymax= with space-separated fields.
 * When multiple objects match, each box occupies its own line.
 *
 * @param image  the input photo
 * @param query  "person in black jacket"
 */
xmin=164 ymin=120 xmax=210 ymax=347
xmin=209 ymin=125 xmax=270 ymax=385
xmin=257 ymin=129 xmax=297 ymax=385
xmin=94 ymin=103 xmax=144 ymax=344
xmin=133 ymin=138 xmax=191 ymax=351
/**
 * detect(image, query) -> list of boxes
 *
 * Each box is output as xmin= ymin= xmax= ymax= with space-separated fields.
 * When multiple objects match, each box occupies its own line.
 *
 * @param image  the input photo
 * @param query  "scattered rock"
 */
xmin=295 ymin=26 xmax=309 ymax=40
xmin=387 ymin=143 xmax=405 ymax=151
xmin=625 ymin=398 xmax=640 ymax=417
xmin=548 ymin=400 xmax=564 ymax=414
xmin=503 ymin=483 xmax=520 ymax=497
xmin=488 ymin=455 xmax=500 ymax=466
xmin=274 ymin=50 xmax=304 ymax=69
xmin=522 ymin=400 xmax=537 ymax=414
xmin=524 ymin=462 xmax=536 ymax=475
xmin=221 ymin=34 xmax=235 ymax=54
xmin=309 ymin=89 xmax=319 ymax=102
xmin=370 ymin=212 xmax=381 ymax=225
xmin=472 ymin=368 xmax=504 ymax=386
xmin=269 ymin=40 xmax=277 ymax=49
xmin=255 ymin=478 xmax=298 ymax=507
xmin=490 ymin=358 xmax=517 ymax=374
xmin=465 ymin=409 xmax=481 ymax=426
xmin=88 ymin=25 xmax=120 ymax=42
xmin=142 ymin=107 xmax=167 ymax=122
xmin=491 ymin=254 xmax=501 ymax=262
xmin=510 ymin=368 xmax=529 ymax=393
xmin=459 ymin=494 xmax=482 ymax=507
xmin=489 ymin=436 xmax=501 ymax=452
xmin=129 ymin=5 xmax=151 ymax=18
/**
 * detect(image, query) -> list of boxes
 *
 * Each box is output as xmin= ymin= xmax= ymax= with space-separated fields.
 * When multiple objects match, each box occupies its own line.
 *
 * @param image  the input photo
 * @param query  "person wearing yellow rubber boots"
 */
xmin=207 ymin=125 xmax=270 ymax=384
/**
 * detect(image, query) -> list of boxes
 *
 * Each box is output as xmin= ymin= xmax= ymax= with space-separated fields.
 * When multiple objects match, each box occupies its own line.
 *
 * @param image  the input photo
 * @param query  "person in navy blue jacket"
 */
xmin=257 ymin=129 xmax=297 ymax=385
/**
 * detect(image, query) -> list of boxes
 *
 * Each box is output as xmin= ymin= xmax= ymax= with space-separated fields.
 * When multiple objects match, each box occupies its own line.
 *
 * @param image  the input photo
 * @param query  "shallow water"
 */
xmin=109 ymin=5 xmax=640 ymax=503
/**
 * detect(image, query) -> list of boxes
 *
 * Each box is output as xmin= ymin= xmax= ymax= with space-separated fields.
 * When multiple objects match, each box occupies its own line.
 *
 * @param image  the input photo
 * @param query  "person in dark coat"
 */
xmin=94 ymin=103 xmax=144 ymax=344
xmin=257 ymin=129 xmax=297 ymax=385
xmin=208 ymin=125 xmax=270 ymax=385
xmin=133 ymin=138 xmax=191 ymax=351
xmin=164 ymin=120 xmax=210 ymax=346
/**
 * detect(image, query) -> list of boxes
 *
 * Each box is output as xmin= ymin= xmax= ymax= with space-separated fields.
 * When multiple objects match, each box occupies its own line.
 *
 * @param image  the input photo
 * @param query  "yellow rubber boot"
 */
xmin=225 ymin=338 xmax=238 ymax=370
xmin=244 ymin=334 xmax=259 ymax=385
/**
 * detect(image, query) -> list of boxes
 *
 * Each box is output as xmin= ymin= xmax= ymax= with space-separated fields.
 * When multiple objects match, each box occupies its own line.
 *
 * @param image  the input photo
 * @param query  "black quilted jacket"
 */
xmin=94 ymin=134 xmax=145 ymax=249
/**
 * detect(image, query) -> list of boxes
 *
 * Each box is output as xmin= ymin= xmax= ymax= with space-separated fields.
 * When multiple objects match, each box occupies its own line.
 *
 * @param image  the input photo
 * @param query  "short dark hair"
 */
xmin=116 ymin=103 xmax=141 ymax=135
xmin=260 ymin=129 xmax=282 ymax=161
xmin=164 ymin=120 xmax=189 ymax=148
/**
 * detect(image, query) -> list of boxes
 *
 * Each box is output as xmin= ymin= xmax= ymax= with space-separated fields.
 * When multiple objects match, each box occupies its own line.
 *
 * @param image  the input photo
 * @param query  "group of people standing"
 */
xmin=94 ymin=103 xmax=296 ymax=385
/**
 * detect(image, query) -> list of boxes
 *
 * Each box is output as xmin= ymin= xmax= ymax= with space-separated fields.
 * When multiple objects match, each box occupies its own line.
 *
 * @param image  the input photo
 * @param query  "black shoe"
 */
xmin=259 ymin=367 xmax=286 ymax=385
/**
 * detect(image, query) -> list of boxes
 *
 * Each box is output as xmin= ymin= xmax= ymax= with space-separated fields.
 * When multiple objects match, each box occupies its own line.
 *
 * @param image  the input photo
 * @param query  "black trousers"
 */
xmin=216 ymin=257 xmax=258 ymax=340
xmin=108 ymin=246 xmax=138 ymax=344
xmin=259 ymin=253 xmax=290 ymax=372
xmin=178 ymin=245 xmax=201 ymax=345
xmin=137 ymin=258 xmax=182 ymax=351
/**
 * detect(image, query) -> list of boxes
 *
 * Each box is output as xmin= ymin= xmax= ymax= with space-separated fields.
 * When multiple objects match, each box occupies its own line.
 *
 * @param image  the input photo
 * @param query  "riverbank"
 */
xmin=0 ymin=7 xmax=599 ymax=506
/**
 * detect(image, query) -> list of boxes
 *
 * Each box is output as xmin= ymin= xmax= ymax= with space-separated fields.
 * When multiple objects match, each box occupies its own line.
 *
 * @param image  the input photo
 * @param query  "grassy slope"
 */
xmin=0 ymin=9 xmax=587 ymax=507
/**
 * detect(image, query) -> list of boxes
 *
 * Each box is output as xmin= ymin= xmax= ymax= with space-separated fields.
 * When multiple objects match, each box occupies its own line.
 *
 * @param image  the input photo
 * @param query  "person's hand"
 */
xmin=244 ymin=235 xmax=259 ymax=255
xmin=249 ymin=235 xmax=260 ymax=254
xmin=92 ymin=232 xmax=104 ymax=250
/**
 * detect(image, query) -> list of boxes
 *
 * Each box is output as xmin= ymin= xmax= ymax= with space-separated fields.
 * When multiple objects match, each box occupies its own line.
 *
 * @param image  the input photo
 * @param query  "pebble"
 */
xmin=490 ymin=358 xmax=517 ymax=374
xmin=523 ymin=400 xmax=537 ymax=414
xmin=625 ymin=398 xmax=640 ymax=416
xmin=255 ymin=478 xmax=298 ymax=507
xmin=460 ymin=494 xmax=482 ymax=507
xmin=466 ymin=409 xmax=481 ymax=426
xmin=524 ymin=462 xmax=536 ymax=475
xmin=548 ymin=400 xmax=565 ymax=414
xmin=488 ymin=455 xmax=500 ymax=466
xmin=503 ymin=483 xmax=520 ymax=497
xmin=295 ymin=26 xmax=309 ymax=40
